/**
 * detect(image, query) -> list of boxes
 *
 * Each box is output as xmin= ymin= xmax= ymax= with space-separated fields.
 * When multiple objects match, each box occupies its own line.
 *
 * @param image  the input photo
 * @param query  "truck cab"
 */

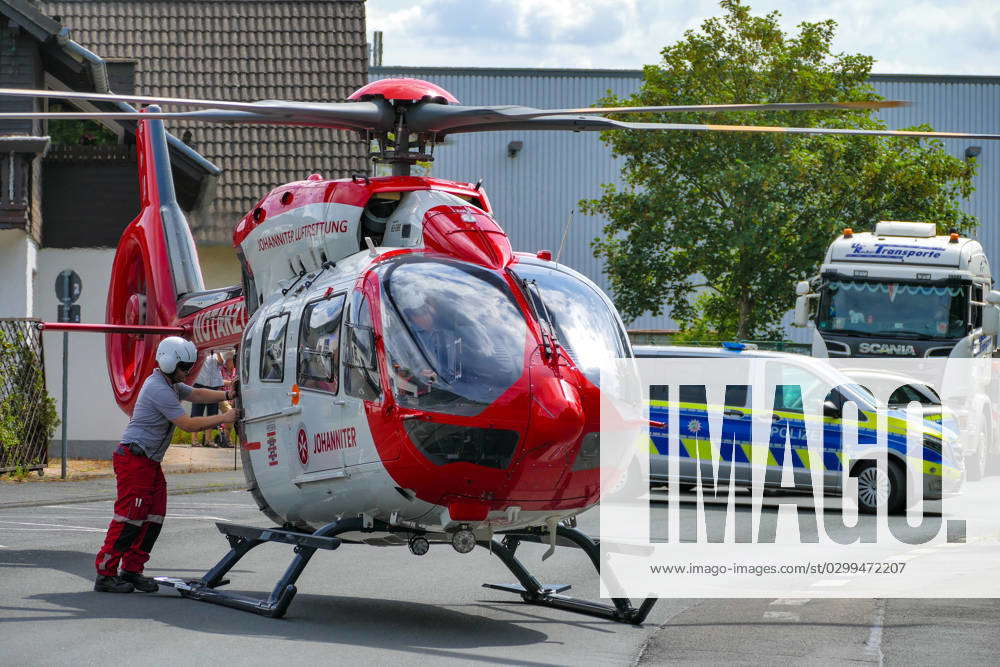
xmin=794 ymin=221 xmax=1000 ymax=479
xmin=796 ymin=221 xmax=1000 ymax=359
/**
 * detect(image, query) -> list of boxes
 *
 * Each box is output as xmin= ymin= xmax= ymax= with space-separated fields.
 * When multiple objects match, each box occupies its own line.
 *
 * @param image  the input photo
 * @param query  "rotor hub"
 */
xmin=348 ymin=78 xmax=459 ymax=104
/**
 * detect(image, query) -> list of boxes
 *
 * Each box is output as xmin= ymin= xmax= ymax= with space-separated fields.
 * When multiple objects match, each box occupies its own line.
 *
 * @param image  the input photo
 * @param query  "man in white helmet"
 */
xmin=94 ymin=336 xmax=237 ymax=594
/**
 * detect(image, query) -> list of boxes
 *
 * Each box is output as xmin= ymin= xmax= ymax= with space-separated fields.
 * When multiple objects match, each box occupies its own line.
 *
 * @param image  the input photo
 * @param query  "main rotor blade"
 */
xmin=0 ymin=87 xmax=394 ymax=130
xmin=443 ymin=115 xmax=1000 ymax=141
xmin=515 ymin=100 xmax=908 ymax=116
xmin=405 ymin=101 xmax=908 ymax=133
xmin=0 ymin=110 xmax=289 ymax=123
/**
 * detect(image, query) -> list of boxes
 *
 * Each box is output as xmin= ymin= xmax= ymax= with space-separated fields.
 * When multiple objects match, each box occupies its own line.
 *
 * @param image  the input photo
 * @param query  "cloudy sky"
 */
xmin=366 ymin=0 xmax=1000 ymax=74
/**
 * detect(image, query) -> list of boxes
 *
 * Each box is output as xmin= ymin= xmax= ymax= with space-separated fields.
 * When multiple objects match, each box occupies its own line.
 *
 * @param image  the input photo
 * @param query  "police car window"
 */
xmin=768 ymin=363 xmax=830 ymax=413
xmin=298 ymin=295 xmax=345 ymax=394
xmin=775 ymin=385 xmax=803 ymax=412
xmin=679 ymin=385 xmax=706 ymax=404
xmin=259 ymin=313 xmax=288 ymax=382
xmin=725 ymin=385 xmax=750 ymax=409
xmin=889 ymin=383 xmax=938 ymax=406
xmin=648 ymin=383 xmax=748 ymax=407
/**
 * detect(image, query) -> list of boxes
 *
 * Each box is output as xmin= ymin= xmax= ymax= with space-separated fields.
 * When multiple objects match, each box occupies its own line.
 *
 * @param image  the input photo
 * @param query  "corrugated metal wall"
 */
xmin=372 ymin=67 xmax=1000 ymax=339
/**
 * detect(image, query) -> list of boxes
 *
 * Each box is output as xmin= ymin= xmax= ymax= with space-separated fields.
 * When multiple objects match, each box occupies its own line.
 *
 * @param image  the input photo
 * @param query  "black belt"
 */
xmin=118 ymin=442 xmax=147 ymax=457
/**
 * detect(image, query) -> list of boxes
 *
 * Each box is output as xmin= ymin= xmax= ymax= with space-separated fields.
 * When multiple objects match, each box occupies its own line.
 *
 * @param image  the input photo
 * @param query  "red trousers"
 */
xmin=95 ymin=445 xmax=167 ymax=576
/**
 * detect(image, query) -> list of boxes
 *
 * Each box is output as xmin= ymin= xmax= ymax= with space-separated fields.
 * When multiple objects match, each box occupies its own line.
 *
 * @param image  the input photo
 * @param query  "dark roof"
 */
xmin=37 ymin=1 xmax=369 ymax=242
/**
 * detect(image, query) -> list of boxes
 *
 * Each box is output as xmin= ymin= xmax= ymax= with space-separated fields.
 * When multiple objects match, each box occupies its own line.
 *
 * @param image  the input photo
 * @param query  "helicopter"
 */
xmin=3 ymin=77 xmax=1000 ymax=624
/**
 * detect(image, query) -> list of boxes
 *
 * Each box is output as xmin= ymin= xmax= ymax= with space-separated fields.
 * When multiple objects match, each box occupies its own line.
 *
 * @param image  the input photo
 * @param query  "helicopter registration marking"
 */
xmin=266 ymin=425 xmax=279 ymax=466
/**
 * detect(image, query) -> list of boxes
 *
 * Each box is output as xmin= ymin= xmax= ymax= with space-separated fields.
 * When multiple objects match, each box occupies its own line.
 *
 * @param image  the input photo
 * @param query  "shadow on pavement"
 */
xmin=0 ymin=548 xmax=558 ymax=663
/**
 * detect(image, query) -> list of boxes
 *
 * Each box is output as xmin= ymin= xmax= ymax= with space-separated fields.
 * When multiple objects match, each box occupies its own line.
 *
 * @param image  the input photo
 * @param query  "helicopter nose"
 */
xmin=528 ymin=373 xmax=585 ymax=462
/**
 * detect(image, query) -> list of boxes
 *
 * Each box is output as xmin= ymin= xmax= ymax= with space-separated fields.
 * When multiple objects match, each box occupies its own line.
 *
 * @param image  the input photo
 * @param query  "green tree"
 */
xmin=581 ymin=0 xmax=976 ymax=339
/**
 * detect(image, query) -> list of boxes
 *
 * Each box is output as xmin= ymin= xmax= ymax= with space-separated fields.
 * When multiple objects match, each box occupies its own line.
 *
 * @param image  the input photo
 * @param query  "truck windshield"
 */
xmin=817 ymin=279 xmax=968 ymax=339
xmin=379 ymin=257 xmax=527 ymax=416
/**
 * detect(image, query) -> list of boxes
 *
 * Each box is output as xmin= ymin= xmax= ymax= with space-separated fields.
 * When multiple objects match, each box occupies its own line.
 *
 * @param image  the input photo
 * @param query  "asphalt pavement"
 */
xmin=1 ymin=473 xmax=999 ymax=664
xmin=0 ymin=469 xmax=246 ymax=510
xmin=0 ymin=443 xmax=244 ymax=510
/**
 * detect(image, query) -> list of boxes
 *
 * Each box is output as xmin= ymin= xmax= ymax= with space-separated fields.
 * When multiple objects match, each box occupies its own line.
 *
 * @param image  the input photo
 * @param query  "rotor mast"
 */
xmin=348 ymin=79 xmax=459 ymax=177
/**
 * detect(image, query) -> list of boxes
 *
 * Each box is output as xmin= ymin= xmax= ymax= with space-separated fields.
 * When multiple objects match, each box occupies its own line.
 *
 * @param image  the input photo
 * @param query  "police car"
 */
xmin=634 ymin=344 xmax=963 ymax=513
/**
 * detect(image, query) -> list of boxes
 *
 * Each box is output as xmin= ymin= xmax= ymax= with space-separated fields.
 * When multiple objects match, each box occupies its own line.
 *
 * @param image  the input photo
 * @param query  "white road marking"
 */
xmin=169 ymin=503 xmax=255 ymax=508
xmin=0 ymin=520 xmax=108 ymax=531
xmin=864 ymin=598 xmax=886 ymax=665
xmin=770 ymin=598 xmax=810 ymax=606
xmin=40 ymin=505 xmax=109 ymax=511
xmin=811 ymin=579 xmax=851 ymax=587
xmin=0 ymin=528 xmax=104 ymax=532
xmin=762 ymin=611 xmax=800 ymax=621
xmin=1 ymin=514 xmax=231 ymax=522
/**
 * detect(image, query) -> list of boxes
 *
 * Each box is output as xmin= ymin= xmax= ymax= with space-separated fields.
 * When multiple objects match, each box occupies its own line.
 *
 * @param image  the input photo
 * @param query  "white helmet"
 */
xmin=156 ymin=336 xmax=198 ymax=374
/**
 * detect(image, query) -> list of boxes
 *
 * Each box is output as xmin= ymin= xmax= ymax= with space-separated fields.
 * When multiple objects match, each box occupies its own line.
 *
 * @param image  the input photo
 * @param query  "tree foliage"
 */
xmin=581 ymin=0 xmax=976 ymax=339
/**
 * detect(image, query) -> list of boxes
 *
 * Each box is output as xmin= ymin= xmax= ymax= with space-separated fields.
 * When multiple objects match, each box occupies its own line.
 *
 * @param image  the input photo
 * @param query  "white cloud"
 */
xmin=366 ymin=0 xmax=1000 ymax=74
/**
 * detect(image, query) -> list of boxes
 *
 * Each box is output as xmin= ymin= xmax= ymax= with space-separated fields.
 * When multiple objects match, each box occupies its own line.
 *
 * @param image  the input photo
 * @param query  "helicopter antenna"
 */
xmin=556 ymin=209 xmax=574 ymax=264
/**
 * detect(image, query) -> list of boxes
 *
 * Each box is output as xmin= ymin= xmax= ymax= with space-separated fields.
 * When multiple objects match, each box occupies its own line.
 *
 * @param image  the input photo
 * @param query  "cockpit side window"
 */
xmin=344 ymin=291 xmax=381 ymax=401
xmin=259 ymin=313 xmax=289 ymax=382
xmin=297 ymin=295 xmax=345 ymax=394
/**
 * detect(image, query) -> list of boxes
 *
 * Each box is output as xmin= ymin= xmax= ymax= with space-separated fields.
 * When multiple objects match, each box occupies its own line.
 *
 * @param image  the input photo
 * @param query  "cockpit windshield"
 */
xmin=510 ymin=263 xmax=631 ymax=389
xmin=378 ymin=258 xmax=527 ymax=416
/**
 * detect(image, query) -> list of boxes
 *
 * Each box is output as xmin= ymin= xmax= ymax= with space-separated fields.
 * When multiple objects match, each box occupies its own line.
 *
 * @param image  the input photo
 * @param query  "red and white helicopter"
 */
xmin=3 ymin=78 xmax=998 ymax=623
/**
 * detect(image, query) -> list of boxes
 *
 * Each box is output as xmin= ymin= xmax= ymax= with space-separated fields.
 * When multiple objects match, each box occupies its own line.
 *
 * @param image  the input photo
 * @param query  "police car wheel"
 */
xmin=855 ymin=461 xmax=905 ymax=515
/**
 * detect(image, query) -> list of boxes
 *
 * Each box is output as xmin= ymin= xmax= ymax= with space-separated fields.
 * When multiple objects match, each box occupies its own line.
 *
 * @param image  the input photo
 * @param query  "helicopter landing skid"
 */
xmin=155 ymin=519 xmax=367 ymax=618
xmin=481 ymin=525 xmax=658 ymax=625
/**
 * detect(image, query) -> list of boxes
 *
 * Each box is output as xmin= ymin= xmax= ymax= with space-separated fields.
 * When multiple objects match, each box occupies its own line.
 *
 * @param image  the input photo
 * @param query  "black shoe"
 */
xmin=95 ymin=575 xmax=134 ymax=593
xmin=120 ymin=570 xmax=159 ymax=593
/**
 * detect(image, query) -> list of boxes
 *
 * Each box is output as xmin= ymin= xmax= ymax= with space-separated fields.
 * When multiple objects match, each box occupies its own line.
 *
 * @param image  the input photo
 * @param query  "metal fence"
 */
xmin=0 ymin=318 xmax=54 ymax=474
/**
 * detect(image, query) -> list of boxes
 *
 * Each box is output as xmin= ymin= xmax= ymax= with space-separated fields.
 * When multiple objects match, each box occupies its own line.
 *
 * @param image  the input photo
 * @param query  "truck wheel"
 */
xmin=854 ymin=460 xmax=905 ymax=514
xmin=966 ymin=427 xmax=987 ymax=482
xmin=987 ymin=448 xmax=1000 ymax=477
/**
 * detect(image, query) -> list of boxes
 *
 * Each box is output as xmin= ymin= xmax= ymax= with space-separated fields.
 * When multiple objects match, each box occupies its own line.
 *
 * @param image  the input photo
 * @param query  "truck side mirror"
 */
xmin=793 ymin=295 xmax=810 ymax=327
xmin=983 ymin=305 xmax=1000 ymax=336
xmin=987 ymin=290 xmax=1000 ymax=305
xmin=795 ymin=280 xmax=811 ymax=296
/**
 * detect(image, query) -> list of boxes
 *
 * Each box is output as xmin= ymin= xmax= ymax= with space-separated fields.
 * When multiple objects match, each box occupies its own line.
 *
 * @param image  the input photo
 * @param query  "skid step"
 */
xmin=215 ymin=522 xmax=342 ymax=550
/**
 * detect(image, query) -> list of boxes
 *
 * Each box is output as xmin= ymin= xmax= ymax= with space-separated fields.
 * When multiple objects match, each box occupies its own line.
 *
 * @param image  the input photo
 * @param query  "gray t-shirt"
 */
xmin=195 ymin=354 xmax=224 ymax=387
xmin=121 ymin=370 xmax=193 ymax=462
